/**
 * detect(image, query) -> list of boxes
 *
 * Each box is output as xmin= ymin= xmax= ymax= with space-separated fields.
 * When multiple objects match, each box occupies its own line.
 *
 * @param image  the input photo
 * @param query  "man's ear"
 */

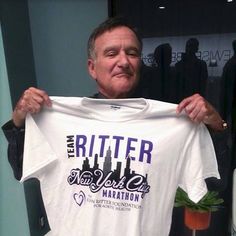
xmin=87 ymin=59 xmax=97 ymax=80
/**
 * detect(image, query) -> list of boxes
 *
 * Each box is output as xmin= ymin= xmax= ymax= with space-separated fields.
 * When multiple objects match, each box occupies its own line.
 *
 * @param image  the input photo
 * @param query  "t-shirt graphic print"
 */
xmin=21 ymin=97 xmax=220 ymax=236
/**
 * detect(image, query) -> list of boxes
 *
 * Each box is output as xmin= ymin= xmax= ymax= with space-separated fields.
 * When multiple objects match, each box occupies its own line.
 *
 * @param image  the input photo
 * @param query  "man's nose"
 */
xmin=118 ymin=53 xmax=129 ymax=67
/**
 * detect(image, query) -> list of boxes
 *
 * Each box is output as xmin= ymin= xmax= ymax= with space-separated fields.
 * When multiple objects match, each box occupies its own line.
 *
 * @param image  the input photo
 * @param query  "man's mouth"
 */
xmin=114 ymin=72 xmax=132 ymax=78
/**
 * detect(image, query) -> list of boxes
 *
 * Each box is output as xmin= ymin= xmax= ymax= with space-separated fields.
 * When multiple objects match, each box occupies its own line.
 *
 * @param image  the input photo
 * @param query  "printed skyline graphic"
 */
xmin=68 ymin=145 xmax=150 ymax=198
xmin=81 ymin=146 xmax=148 ymax=187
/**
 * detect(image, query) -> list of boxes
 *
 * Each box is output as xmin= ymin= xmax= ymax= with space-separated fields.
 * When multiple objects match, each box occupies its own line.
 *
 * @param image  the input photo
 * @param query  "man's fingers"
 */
xmin=177 ymin=93 xmax=210 ymax=123
xmin=15 ymin=87 xmax=50 ymax=115
xmin=176 ymin=97 xmax=191 ymax=114
xmin=177 ymin=94 xmax=199 ymax=114
xmin=24 ymin=87 xmax=51 ymax=107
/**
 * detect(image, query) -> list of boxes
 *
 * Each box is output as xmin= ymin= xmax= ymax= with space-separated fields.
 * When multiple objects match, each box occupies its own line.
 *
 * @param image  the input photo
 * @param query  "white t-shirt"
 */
xmin=21 ymin=97 xmax=220 ymax=236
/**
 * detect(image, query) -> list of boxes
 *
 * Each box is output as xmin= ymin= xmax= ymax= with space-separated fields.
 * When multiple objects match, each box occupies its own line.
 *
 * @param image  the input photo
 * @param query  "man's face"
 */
xmin=88 ymin=26 xmax=141 ymax=98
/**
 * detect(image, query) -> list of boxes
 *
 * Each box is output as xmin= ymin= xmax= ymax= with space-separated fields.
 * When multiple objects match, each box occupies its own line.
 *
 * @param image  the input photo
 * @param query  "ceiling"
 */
xmin=109 ymin=0 xmax=236 ymax=37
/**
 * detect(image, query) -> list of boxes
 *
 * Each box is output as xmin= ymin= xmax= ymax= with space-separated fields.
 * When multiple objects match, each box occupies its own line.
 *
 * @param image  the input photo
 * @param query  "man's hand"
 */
xmin=12 ymin=87 xmax=51 ymax=127
xmin=176 ymin=93 xmax=224 ymax=131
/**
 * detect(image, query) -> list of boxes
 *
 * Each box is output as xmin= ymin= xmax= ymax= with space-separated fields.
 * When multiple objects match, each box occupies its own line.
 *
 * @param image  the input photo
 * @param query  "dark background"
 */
xmin=108 ymin=0 xmax=236 ymax=37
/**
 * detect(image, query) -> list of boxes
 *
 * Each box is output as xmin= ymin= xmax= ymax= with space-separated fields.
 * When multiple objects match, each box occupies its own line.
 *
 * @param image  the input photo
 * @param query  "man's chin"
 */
xmin=111 ymin=85 xmax=137 ymax=98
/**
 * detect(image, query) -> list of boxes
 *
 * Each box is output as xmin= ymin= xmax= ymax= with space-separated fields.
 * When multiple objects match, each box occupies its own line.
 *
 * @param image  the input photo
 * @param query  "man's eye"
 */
xmin=127 ymin=51 xmax=139 ymax=57
xmin=106 ymin=51 xmax=117 ymax=57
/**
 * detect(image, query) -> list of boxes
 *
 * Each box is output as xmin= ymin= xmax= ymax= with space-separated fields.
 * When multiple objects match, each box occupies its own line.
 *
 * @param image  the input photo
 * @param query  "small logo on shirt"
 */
xmin=110 ymin=105 xmax=121 ymax=110
xmin=73 ymin=191 xmax=86 ymax=206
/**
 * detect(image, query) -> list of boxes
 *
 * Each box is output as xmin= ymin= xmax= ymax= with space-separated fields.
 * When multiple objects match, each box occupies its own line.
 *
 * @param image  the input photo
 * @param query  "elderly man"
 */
xmin=2 ymin=17 xmax=226 ymax=236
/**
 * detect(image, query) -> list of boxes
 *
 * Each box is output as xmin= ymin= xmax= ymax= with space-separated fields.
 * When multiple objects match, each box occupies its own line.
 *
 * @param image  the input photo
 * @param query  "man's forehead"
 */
xmin=94 ymin=27 xmax=140 ymax=49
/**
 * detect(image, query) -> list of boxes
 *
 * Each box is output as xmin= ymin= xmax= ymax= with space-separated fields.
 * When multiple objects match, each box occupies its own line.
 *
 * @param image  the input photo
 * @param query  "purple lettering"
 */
xmin=139 ymin=140 xmax=153 ymax=164
xmin=113 ymin=136 xmax=124 ymax=158
xmin=98 ymin=135 xmax=109 ymax=156
xmin=89 ymin=135 xmax=95 ymax=157
xmin=126 ymin=137 xmax=138 ymax=160
xmin=76 ymin=135 xmax=87 ymax=157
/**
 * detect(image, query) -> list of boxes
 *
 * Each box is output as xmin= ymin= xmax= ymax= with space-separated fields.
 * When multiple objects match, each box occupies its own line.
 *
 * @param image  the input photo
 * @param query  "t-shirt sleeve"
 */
xmin=20 ymin=114 xmax=57 ymax=182
xmin=178 ymin=123 xmax=220 ymax=203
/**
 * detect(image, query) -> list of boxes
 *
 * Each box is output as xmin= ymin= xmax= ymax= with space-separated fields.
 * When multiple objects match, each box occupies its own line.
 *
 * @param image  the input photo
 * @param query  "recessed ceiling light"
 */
xmin=227 ymin=0 xmax=233 ymax=2
xmin=159 ymin=5 xmax=166 ymax=9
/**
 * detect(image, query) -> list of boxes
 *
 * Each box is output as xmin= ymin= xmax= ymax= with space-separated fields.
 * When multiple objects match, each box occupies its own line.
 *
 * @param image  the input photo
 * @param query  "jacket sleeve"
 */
xmin=1 ymin=120 xmax=25 ymax=180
